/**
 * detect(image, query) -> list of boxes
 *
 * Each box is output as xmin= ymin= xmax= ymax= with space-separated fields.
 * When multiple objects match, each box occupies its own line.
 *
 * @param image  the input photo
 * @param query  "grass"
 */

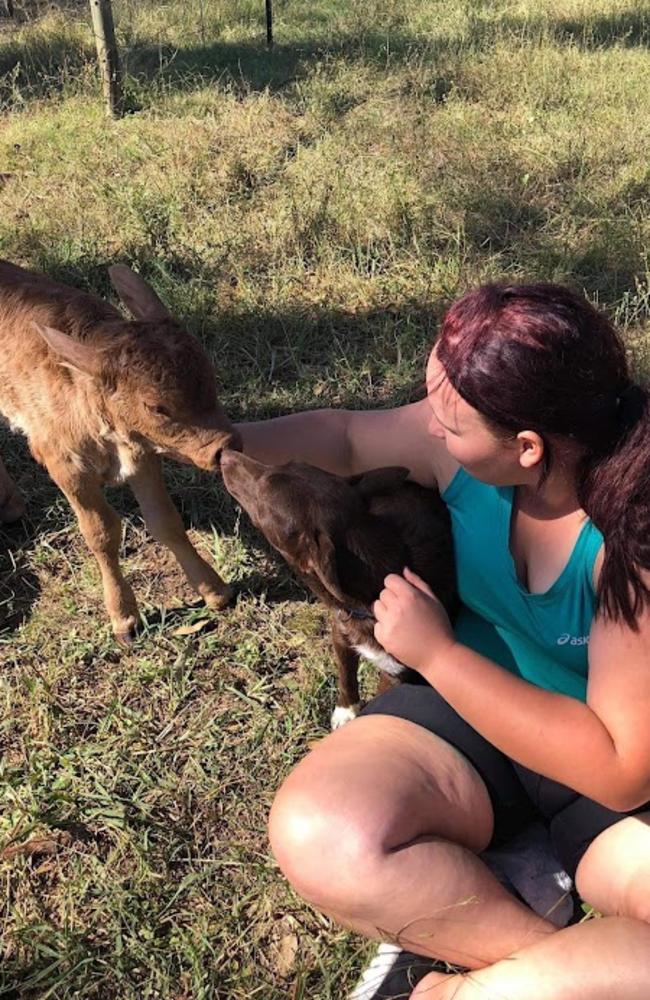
xmin=0 ymin=0 xmax=649 ymax=995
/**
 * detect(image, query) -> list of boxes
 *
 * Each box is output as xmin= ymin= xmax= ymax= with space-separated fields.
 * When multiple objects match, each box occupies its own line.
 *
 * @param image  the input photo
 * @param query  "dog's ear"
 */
xmin=349 ymin=466 xmax=409 ymax=498
xmin=295 ymin=529 xmax=349 ymax=604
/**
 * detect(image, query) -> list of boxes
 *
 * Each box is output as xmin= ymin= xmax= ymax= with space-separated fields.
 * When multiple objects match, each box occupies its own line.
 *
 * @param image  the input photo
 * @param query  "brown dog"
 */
xmin=220 ymin=450 xmax=456 ymax=727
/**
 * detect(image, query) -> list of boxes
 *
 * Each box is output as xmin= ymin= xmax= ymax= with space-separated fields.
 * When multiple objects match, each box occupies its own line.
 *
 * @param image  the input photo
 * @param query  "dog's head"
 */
xmin=220 ymin=450 xmax=410 ymax=607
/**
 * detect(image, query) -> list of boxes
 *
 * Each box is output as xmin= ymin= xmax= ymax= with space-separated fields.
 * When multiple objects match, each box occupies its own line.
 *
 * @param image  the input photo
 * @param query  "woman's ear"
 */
xmin=516 ymin=430 xmax=544 ymax=470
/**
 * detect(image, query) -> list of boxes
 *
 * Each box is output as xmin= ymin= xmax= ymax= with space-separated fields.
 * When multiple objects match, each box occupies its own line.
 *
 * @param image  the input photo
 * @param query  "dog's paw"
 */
xmin=330 ymin=703 xmax=361 ymax=730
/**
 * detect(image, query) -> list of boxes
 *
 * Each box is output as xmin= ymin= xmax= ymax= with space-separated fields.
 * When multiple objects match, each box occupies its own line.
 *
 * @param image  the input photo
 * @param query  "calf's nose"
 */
xmin=222 ymin=429 xmax=243 ymax=454
xmin=208 ymin=430 xmax=243 ymax=469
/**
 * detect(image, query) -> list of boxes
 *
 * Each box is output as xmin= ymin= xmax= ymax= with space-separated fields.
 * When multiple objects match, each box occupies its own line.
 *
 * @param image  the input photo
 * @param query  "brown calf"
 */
xmin=0 ymin=259 xmax=240 ymax=640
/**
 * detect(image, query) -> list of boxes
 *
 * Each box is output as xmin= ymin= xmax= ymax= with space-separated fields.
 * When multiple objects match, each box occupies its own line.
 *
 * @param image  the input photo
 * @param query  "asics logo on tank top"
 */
xmin=556 ymin=634 xmax=589 ymax=646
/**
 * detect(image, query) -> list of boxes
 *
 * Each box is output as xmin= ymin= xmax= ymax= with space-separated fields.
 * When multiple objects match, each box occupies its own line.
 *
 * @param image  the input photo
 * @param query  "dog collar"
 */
xmin=339 ymin=606 xmax=375 ymax=621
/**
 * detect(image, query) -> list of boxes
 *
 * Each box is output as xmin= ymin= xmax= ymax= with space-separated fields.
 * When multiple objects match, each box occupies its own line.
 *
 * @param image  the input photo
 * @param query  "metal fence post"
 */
xmin=266 ymin=0 xmax=273 ymax=48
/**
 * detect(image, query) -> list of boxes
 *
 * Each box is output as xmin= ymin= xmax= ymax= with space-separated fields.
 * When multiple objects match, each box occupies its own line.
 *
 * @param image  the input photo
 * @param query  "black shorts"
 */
xmin=360 ymin=682 xmax=650 ymax=879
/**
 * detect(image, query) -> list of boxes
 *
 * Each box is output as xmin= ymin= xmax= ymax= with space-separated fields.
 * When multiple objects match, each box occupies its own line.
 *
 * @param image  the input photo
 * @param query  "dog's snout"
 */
xmin=218 ymin=445 xmax=247 ymax=493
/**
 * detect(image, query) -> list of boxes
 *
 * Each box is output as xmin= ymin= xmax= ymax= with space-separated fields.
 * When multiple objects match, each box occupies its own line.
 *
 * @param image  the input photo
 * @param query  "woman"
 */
xmin=239 ymin=284 xmax=650 ymax=999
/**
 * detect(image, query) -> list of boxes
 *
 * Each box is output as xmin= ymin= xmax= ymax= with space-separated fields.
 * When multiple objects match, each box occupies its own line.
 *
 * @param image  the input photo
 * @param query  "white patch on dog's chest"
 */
xmin=354 ymin=643 xmax=405 ymax=677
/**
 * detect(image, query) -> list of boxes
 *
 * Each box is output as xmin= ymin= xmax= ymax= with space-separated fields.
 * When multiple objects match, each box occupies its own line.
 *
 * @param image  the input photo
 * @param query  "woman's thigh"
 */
xmin=362 ymin=683 xmax=534 ymax=842
xmin=575 ymin=812 xmax=650 ymax=923
xmin=268 ymin=713 xmax=495 ymax=903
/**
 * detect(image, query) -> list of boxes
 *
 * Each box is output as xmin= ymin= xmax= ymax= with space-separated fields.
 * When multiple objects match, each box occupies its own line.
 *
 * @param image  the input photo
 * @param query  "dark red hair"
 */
xmin=436 ymin=282 xmax=650 ymax=628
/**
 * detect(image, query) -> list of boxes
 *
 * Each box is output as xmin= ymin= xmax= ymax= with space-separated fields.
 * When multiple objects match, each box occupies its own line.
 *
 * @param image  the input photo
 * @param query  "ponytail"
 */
xmin=581 ymin=384 xmax=650 ymax=629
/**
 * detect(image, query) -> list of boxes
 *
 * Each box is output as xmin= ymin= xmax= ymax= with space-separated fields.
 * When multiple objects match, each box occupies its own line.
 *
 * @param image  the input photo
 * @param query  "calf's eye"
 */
xmin=146 ymin=403 xmax=171 ymax=418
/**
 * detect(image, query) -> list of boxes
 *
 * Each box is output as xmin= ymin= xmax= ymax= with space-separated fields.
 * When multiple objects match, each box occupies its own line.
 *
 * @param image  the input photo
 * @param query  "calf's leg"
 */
xmin=0 ymin=455 xmax=26 ymax=522
xmin=47 ymin=459 xmax=138 ymax=641
xmin=127 ymin=453 xmax=232 ymax=610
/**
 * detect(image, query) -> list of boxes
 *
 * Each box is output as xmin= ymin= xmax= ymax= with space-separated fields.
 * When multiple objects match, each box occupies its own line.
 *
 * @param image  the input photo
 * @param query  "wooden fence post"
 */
xmin=89 ymin=0 xmax=123 ymax=118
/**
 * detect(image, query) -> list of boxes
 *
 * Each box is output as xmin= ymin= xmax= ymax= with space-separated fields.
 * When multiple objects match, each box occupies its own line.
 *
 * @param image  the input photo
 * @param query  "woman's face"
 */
xmin=425 ymin=348 xmax=530 ymax=486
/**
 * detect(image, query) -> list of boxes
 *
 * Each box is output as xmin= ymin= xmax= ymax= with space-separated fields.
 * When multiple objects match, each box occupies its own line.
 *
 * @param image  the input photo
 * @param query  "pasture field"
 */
xmin=0 ymin=0 xmax=649 ymax=996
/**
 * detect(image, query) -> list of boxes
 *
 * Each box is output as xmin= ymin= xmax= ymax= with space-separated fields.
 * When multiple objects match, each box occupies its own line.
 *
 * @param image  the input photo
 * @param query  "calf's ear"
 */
xmin=108 ymin=265 xmax=170 ymax=321
xmin=349 ymin=466 xmax=409 ymax=498
xmin=35 ymin=323 xmax=105 ymax=377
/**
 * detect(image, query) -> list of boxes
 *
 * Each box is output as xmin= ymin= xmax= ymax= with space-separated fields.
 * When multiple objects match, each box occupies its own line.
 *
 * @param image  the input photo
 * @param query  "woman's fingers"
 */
xmin=372 ymin=598 xmax=385 ymax=620
xmin=383 ymin=573 xmax=412 ymax=595
xmin=403 ymin=566 xmax=436 ymax=599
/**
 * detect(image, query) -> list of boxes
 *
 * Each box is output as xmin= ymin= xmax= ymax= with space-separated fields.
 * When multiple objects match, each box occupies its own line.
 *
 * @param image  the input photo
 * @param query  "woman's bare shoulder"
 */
xmin=592 ymin=545 xmax=605 ymax=590
xmin=346 ymin=399 xmax=458 ymax=490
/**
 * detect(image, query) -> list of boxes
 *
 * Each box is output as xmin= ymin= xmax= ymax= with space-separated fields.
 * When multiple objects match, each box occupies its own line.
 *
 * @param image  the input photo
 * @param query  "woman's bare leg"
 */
xmin=269 ymin=715 xmax=555 ymax=969
xmin=410 ymin=807 xmax=650 ymax=996
xmin=411 ymin=916 xmax=650 ymax=999
xmin=575 ymin=813 xmax=650 ymax=923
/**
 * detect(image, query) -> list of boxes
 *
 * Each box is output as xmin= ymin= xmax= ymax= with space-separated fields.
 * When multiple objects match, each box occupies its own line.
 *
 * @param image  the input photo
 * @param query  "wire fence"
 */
xmin=0 ymin=0 xmax=278 ymax=114
xmin=1 ymin=0 xmax=273 ymax=46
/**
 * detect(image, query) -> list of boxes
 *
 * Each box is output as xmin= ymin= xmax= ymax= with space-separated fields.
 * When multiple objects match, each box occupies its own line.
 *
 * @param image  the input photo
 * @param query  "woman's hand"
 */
xmin=372 ymin=567 xmax=457 ymax=675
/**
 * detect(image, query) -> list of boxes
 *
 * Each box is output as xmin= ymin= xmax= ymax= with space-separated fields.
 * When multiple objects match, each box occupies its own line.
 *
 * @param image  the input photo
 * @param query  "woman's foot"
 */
xmin=349 ymin=942 xmax=462 ymax=1000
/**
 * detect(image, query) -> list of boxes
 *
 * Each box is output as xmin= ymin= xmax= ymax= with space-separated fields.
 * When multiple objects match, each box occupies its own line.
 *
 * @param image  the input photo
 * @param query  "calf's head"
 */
xmin=220 ymin=450 xmax=410 ymax=607
xmin=36 ymin=266 xmax=241 ymax=470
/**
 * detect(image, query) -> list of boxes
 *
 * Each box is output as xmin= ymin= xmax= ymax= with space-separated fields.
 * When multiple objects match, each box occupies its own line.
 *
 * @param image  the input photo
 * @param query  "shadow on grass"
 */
xmin=465 ymin=8 xmax=648 ymax=50
xmin=106 ymin=8 xmax=650 ymax=103
xmin=0 ymin=515 xmax=39 ymax=634
xmin=0 ymin=26 xmax=460 ymax=108
xmin=539 ymin=10 xmax=648 ymax=49
xmin=0 ymin=432 xmax=45 ymax=636
xmin=0 ymin=14 xmax=93 ymax=108
xmin=459 ymin=177 xmax=650 ymax=305
xmin=1 ymin=4 xmax=647 ymax=109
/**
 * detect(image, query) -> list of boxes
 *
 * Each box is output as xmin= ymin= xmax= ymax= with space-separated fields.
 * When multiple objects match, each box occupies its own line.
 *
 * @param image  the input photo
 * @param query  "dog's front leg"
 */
xmin=329 ymin=616 xmax=361 ymax=730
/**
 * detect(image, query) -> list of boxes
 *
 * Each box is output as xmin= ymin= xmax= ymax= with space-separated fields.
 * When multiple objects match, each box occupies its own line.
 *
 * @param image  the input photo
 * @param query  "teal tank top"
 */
xmin=441 ymin=467 xmax=604 ymax=702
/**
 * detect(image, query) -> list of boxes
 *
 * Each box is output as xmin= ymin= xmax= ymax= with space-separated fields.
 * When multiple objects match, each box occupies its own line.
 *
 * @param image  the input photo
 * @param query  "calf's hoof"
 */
xmin=202 ymin=583 xmax=235 ymax=611
xmin=330 ymin=703 xmax=361 ymax=730
xmin=113 ymin=616 xmax=139 ymax=646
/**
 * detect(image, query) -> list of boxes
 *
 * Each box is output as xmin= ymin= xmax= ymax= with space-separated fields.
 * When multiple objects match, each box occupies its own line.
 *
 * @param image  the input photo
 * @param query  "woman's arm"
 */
xmin=421 ymin=634 xmax=650 ymax=812
xmin=373 ymin=571 xmax=650 ymax=812
xmin=236 ymin=399 xmax=443 ymax=487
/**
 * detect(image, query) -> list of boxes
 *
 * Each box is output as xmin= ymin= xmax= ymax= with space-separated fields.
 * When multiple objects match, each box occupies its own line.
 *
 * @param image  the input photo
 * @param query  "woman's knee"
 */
xmin=268 ymin=761 xmax=388 ymax=909
xmin=575 ymin=814 xmax=650 ymax=923
xmin=267 ymin=716 xmax=494 ymax=911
